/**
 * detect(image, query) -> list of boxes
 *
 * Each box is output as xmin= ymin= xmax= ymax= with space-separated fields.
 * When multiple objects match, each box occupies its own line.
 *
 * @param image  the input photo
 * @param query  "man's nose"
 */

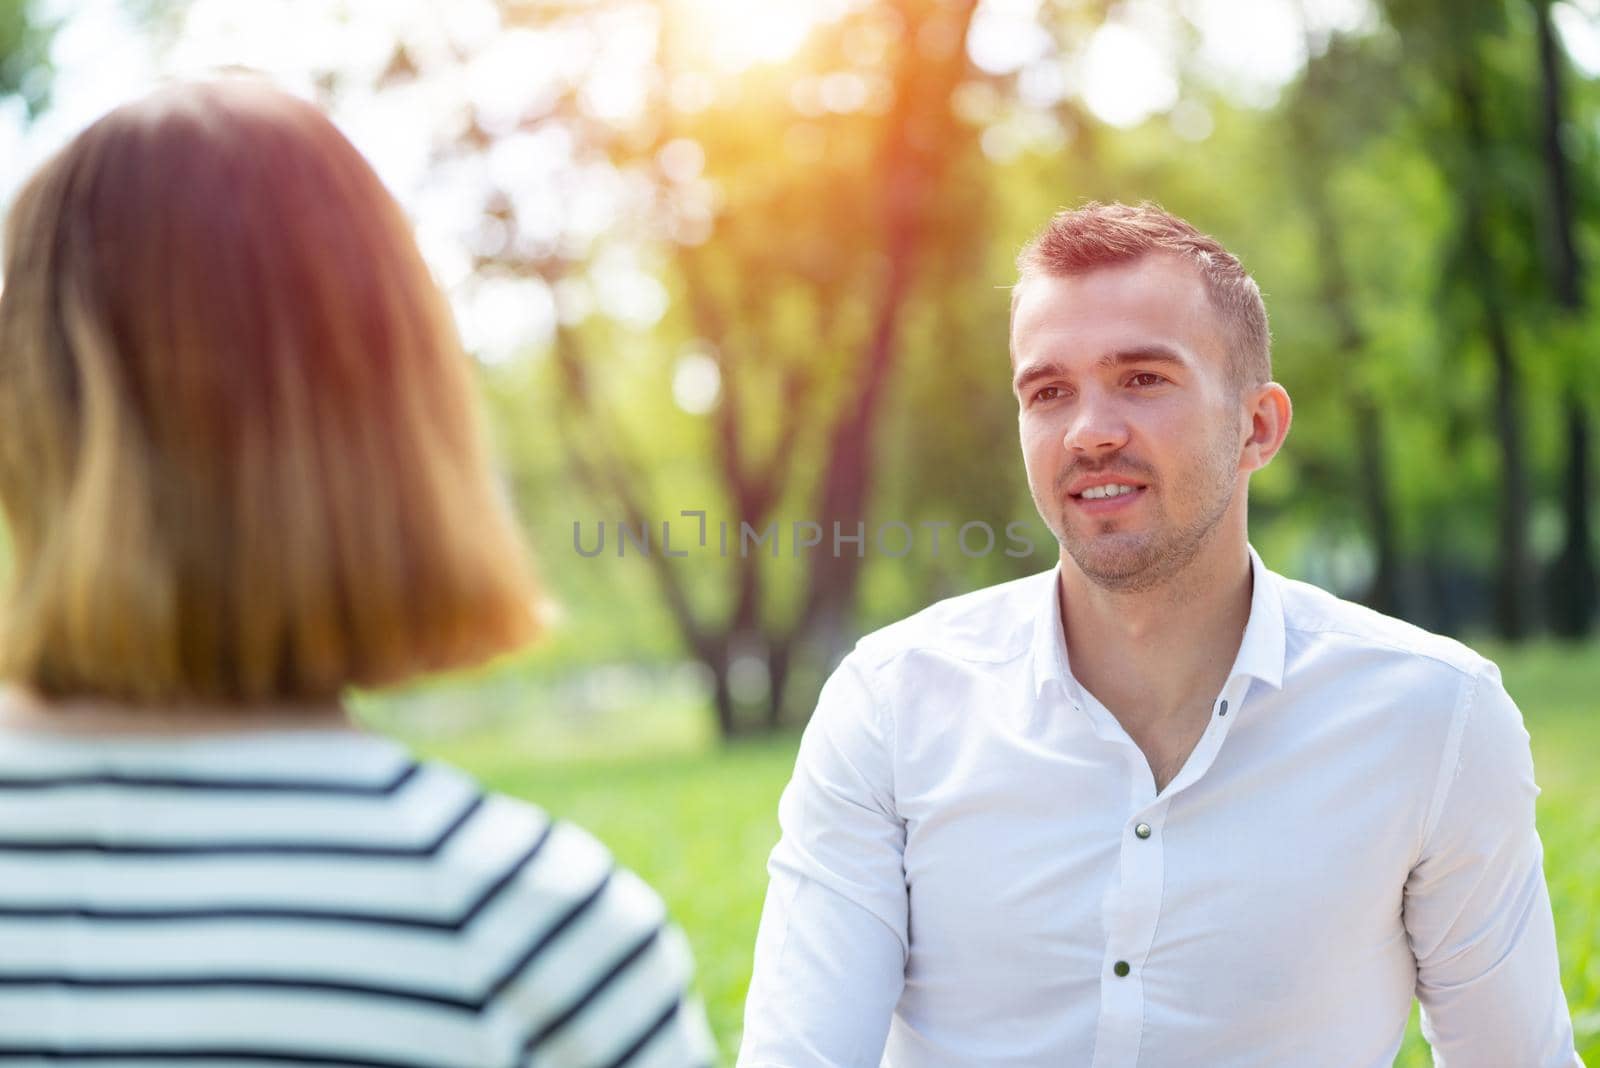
xmin=1063 ymin=390 xmax=1130 ymax=455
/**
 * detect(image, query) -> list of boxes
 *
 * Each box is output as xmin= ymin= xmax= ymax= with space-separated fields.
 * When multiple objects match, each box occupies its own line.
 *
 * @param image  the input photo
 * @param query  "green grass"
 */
xmin=370 ymin=640 xmax=1600 ymax=1066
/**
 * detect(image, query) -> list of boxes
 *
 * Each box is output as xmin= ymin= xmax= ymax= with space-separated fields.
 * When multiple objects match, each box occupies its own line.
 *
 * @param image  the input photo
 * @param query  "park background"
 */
xmin=1 ymin=0 xmax=1598 ymax=1062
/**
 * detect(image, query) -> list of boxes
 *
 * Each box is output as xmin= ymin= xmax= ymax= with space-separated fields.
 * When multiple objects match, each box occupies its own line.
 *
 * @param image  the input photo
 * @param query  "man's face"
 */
xmin=1011 ymin=253 xmax=1247 ymax=593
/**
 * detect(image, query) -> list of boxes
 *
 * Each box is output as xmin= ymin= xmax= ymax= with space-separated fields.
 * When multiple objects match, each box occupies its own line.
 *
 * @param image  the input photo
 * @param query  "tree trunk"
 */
xmin=1532 ymin=0 xmax=1596 ymax=636
xmin=1549 ymin=398 xmax=1597 ymax=636
xmin=1533 ymin=0 xmax=1582 ymax=308
xmin=1484 ymin=303 xmax=1534 ymax=639
xmin=765 ymin=637 xmax=793 ymax=732
xmin=1455 ymin=65 xmax=1535 ymax=640
xmin=792 ymin=0 xmax=981 ymax=676
xmin=1352 ymin=396 xmax=1400 ymax=615
xmin=1299 ymin=146 xmax=1402 ymax=617
xmin=708 ymin=649 xmax=737 ymax=740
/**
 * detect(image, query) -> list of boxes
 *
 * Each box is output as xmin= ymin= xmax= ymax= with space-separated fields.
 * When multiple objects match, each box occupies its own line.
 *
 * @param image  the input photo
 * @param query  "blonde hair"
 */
xmin=0 ymin=80 xmax=540 ymax=705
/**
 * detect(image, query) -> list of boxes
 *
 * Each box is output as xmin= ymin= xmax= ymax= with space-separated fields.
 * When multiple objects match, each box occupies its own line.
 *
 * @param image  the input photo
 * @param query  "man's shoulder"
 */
xmin=850 ymin=568 xmax=1054 ymax=672
xmin=1273 ymin=571 xmax=1489 ymax=681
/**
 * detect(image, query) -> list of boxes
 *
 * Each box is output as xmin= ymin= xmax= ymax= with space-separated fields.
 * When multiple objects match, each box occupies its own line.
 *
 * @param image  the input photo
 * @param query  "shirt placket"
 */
xmin=1087 ymin=684 xmax=1246 ymax=1068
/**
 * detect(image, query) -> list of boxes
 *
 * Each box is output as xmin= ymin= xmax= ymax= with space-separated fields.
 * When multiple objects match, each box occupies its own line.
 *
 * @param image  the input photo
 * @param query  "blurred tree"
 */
xmin=309 ymin=0 xmax=1599 ymax=732
xmin=1530 ymin=0 xmax=1597 ymax=637
xmin=1381 ymin=0 xmax=1543 ymax=639
xmin=455 ymin=0 xmax=988 ymax=735
xmin=1279 ymin=24 xmax=1406 ymax=615
xmin=0 ymin=0 xmax=51 ymax=115
xmin=661 ymin=0 xmax=987 ymax=732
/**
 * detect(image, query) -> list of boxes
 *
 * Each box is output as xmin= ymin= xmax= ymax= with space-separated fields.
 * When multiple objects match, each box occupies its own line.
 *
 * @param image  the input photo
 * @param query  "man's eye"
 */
xmin=1032 ymin=386 xmax=1062 ymax=403
xmin=1130 ymin=373 xmax=1166 ymax=387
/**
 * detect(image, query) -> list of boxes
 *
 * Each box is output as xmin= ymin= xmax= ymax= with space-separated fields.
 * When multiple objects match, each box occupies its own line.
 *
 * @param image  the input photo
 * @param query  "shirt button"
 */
xmin=1113 ymin=960 xmax=1131 ymax=977
xmin=1135 ymin=823 xmax=1152 ymax=839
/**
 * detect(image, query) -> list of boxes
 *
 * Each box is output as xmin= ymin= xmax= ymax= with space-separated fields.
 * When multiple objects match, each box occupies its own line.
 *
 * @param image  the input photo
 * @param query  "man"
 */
xmin=738 ymin=203 xmax=1580 ymax=1067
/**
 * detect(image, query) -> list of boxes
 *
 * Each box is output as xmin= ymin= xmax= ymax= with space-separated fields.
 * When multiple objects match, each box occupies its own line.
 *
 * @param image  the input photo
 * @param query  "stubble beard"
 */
xmin=1044 ymin=432 xmax=1241 ymax=595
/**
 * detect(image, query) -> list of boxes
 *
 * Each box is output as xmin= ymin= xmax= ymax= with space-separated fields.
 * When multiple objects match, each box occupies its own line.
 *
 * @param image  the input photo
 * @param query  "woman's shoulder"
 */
xmin=417 ymin=762 xmax=714 ymax=1065
xmin=438 ymin=768 xmax=664 ymax=927
xmin=419 ymin=759 xmax=673 ymax=960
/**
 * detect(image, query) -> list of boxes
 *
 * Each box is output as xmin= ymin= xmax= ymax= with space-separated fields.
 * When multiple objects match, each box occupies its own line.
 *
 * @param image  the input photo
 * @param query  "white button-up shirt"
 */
xmin=739 ymin=545 xmax=1580 ymax=1067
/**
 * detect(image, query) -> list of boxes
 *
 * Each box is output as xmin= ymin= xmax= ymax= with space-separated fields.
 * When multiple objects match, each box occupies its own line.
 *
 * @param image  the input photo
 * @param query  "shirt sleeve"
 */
xmin=1402 ymin=659 xmax=1582 ymax=1067
xmin=738 ymin=651 xmax=909 ymax=1068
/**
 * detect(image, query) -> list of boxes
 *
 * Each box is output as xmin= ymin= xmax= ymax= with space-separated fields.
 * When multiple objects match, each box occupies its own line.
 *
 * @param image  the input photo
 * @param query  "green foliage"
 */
xmin=0 ymin=0 xmax=51 ymax=114
xmin=439 ymin=0 xmax=1600 ymax=703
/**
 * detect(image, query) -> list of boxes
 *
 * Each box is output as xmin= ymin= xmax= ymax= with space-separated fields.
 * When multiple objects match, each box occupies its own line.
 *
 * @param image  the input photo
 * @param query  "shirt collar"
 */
xmin=1030 ymin=542 xmax=1287 ymax=701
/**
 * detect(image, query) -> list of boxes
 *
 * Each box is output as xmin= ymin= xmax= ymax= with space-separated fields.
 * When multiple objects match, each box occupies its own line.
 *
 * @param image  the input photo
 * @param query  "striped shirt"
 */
xmin=0 ymin=726 xmax=715 ymax=1067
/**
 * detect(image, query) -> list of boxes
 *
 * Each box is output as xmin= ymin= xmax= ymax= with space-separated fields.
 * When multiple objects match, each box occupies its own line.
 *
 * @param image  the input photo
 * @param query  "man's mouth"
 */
xmin=1069 ymin=483 xmax=1148 ymax=512
xmin=1072 ymin=482 xmax=1142 ymax=501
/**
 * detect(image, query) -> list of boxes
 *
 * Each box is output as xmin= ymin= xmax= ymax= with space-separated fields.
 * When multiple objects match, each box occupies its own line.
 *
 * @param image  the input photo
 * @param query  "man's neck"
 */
xmin=1058 ymin=536 xmax=1254 ymax=731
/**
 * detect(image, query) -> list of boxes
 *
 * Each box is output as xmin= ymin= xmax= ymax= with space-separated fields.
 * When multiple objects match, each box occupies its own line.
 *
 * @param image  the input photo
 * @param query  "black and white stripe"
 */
xmin=0 ymin=730 xmax=712 ymax=1067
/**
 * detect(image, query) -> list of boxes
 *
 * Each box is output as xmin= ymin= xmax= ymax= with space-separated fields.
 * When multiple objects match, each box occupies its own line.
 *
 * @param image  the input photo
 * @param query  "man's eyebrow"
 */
xmin=1095 ymin=344 xmax=1189 ymax=371
xmin=1012 ymin=345 xmax=1190 ymax=395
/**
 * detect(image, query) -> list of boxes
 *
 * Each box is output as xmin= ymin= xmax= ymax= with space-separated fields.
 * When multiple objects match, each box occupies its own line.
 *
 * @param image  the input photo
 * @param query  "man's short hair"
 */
xmin=1014 ymin=201 xmax=1271 ymax=395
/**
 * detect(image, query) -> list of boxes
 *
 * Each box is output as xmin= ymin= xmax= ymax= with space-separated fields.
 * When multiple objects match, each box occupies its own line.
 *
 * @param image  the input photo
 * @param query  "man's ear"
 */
xmin=1240 ymin=382 xmax=1292 ymax=473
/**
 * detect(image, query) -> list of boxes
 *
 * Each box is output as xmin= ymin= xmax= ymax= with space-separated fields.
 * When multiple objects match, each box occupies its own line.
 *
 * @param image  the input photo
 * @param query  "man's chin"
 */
xmin=1061 ymin=535 xmax=1164 ymax=588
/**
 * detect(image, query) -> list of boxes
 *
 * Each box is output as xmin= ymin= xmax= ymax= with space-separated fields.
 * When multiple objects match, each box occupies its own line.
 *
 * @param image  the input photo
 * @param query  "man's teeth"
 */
xmin=1080 ymin=483 xmax=1139 ymax=500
